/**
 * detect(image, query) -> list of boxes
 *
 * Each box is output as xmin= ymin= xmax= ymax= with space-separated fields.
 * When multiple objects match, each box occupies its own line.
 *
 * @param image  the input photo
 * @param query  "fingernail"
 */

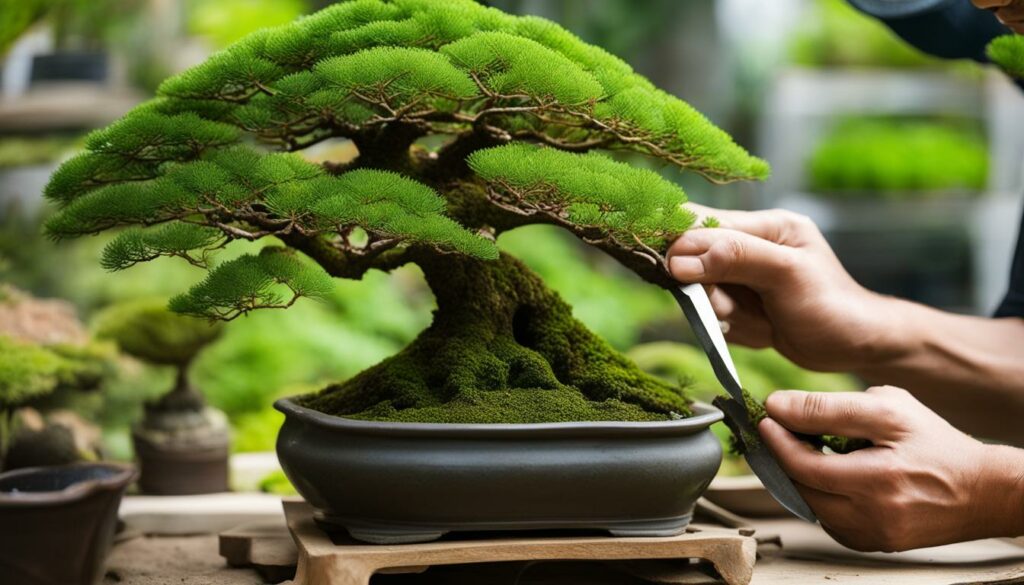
xmin=669 ymin=256 xmax=704 ymax=279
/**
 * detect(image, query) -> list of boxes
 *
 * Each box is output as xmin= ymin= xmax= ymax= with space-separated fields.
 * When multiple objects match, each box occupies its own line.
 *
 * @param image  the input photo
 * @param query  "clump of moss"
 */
xmin=300 ymin=253 xmax=690 ymax=423
xmin=715 ymin=388 xmax=869 ymax=456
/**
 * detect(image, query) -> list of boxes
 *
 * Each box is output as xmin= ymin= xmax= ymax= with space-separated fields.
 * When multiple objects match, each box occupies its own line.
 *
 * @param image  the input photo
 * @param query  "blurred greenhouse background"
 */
xmin=1 ymin=0 xmax=1022 ymax=484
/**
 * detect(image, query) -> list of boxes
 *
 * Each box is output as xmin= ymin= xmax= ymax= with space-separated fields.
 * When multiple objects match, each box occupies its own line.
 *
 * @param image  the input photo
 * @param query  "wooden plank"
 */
xmin=282 ymin=500 xmax=757 ymax=585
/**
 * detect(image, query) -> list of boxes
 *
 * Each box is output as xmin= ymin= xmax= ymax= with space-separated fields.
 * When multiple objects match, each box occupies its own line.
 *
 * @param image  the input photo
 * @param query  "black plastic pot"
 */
xmin=275 ymin=397 xmax=723 ymax=544
xmin=30 ymin=52 xmax=109 ymax=85
xmin=0 ymin=463 xmax=135 ymax=585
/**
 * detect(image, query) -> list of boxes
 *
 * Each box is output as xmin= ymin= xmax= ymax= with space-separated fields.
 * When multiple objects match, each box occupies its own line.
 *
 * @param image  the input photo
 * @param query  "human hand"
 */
xmin=760 ymin=386 xmax=1024 ymax=551
xmin=974 ymin=0 xmax=1024 ymax=33
xmin=666 ymin=205 xmax=902 ymax=373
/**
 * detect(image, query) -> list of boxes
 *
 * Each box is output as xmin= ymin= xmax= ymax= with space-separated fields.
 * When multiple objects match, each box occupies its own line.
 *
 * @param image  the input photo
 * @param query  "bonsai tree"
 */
xmin=44 ymin=0 xmax=769 ymax=425
xmin=0 ymin=286 xmax=115 ymax=470
xmin=0 ymin=335 xmax=108 ymax=470
xmin=94 ymin=298 xmax=228 ymax=493
xmin=94 ymin=298 xmax=223 ymax=413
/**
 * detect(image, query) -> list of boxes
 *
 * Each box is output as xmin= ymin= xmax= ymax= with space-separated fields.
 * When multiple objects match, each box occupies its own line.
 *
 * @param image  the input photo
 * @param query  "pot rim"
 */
xmin=0 ymin=462 xmax=137 ymax=508
xmin=275 ymin=396 xmax=723 ymax=439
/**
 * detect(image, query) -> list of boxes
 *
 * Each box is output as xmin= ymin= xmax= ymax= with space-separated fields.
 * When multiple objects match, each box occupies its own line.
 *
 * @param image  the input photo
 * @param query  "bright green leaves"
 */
xmin=101 ymin=224 xmax=223 ymax=271
xmin=468 ymin=143 xmax=695 ymax=250
xmin=595 ymin=87 xmax=770 ymax=183
xmin=988 ymin=35 xmax=1024 ymax=79
xmin=84 ymin=110 xmax=240 ymax=161
xmin=43 ymin=0 xmax=767 ymax=323
xmin=44 ymin=110 xmax=240 ymax=205
xmin=46 ymin=146 xmax=325 ymax=239
xmin=136 ymin=0 xmax=767 ymax=184
xmin=47 ymin=135 xmax=495 ymax=321
xmin=307 ymin=170 xmax=498 ymax=259
xmin=442 ymin=32 xmax=602 ymax=105
xmin=45 ymin=181 xmax=192 ymax=238
xmin=316 ymin=47 xmax=477 ymax=111
xmin=169 ymin=247 xmax=336 ymax=320
xmin=159 ymin=41 xmax=286 ymax=101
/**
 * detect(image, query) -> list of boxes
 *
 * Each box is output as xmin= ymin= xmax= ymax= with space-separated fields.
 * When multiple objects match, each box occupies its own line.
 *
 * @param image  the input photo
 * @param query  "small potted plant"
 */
xmin=28 ymin=0 xmax=141 ymax=86
xmin=94 ymin=298 xmax=227 ymax=495
xmin=45 ymin=0 xmax=771 ymax=542
xmin=0 ymin=335 xmax=134 ymax=585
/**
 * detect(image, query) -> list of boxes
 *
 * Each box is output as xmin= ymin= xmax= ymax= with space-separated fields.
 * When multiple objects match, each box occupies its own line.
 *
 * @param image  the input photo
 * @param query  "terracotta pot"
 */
xmin=276 ymin=397 xmax=723 ymax=544
xmin=0 ymin=463 xmax=135 ymax=585
xmin=131 ymin=406 xmax=230 ymax=495
xmin=132 ymin=432 xmax=229 ymax=495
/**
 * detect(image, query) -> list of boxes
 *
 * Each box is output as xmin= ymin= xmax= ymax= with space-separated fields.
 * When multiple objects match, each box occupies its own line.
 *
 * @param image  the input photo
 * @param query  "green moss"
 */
xmin=719 ymin=389 xmax=869 ymax=456
xmin=300 ymin=253 xmax=691 ymax=423
xmin=259 ymin=469 xmax=297 ymax=495
xmin=94 ymin=298 xmax=223 ymax=366
xmin=0 ymin=336 xmax=66 ymax=410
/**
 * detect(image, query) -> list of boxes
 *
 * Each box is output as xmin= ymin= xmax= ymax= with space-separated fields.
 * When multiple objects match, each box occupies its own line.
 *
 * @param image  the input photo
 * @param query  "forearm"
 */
xmin=856 ymin=296 xmax=1024 ymax=443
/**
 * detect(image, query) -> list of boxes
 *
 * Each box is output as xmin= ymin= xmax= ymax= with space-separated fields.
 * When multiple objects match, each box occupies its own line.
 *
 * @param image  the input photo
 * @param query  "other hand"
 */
xmin=974 ymin=0 xmax=1024 ymax=33
xmin=760 ymin=386 xmax=1024 ymax=551
xmin=667 ymin=204 xmax=900 ymax=373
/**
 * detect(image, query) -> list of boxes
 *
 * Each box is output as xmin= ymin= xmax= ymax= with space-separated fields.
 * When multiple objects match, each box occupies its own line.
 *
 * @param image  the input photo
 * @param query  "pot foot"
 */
xmin=345 ymin=528 xmax=448 ymax=545
xmin=315 ymin=516 xmax=448 ymax=544
xmin=606 ymin=515 xmax=692 ymax=538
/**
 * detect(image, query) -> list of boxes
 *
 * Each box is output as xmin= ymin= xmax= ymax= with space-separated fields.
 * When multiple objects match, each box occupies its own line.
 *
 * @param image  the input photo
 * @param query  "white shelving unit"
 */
xmin=758 ymin=68 xmax=1024 ymax=314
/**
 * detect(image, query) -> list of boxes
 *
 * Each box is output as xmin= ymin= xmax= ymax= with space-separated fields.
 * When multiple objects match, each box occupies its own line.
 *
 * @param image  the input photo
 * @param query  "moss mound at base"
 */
xmin=300 ymin=253 xmax=691 ymax=424
xmin=347 ymin=387 xmax=671 ymax=424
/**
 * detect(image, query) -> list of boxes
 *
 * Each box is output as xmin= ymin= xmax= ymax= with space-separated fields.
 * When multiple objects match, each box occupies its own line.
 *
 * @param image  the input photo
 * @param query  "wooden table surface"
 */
xmin=104 ymin=505 xmax=1024 ymax=585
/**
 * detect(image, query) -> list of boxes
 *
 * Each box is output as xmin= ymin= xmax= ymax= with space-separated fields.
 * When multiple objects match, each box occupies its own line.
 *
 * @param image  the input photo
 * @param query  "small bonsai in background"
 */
xmin=95 ymin=298 xmax=227 ymax=494
xmin=0 ymin=336 xmax=108 ymax=471
xmin=0 ymin=285 xmax=113 ymax=471
xmin=44 ymin=0 xmax=768 ymax=425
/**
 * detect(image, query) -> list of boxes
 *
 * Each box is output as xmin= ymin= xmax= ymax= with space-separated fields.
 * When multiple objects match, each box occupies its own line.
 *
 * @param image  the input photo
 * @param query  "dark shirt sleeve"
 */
xmin=995 ymin=209 xmax=1024 ymax=318
xmin=849 ymin=0 xmax=1011 ymax=63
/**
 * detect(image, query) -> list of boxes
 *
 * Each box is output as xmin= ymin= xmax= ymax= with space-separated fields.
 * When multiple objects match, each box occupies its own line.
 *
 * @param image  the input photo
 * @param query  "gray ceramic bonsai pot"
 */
xmin=275 ymin=397 xmax=723 ymax=544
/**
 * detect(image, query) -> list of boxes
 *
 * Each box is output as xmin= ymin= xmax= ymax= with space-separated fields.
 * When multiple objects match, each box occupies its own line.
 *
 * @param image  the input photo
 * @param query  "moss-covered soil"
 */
xmin=300 ymin=253 xmax=692 ymax=423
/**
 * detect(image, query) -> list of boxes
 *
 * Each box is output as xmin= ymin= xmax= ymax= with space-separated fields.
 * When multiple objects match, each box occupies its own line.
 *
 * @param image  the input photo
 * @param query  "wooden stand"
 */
xmin=280 ymin=500 xmax=756 ymax=585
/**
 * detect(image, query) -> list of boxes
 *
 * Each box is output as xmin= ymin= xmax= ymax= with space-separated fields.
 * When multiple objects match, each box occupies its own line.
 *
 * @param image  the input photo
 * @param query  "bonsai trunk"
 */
xmin=301 ymin=253 xmax=692 ymax=423
xmin=150 ymin=362 xmax=205 ymax=414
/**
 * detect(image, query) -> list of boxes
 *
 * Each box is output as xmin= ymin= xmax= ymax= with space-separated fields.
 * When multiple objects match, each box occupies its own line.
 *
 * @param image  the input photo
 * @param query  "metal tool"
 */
xmin=671 ymin=283 xmax=817 ymax=523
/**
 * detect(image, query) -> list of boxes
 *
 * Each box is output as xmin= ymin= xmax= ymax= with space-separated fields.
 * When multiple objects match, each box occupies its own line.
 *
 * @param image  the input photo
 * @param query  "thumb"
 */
xmin=667 ymin=228 xmax=799 ymax=290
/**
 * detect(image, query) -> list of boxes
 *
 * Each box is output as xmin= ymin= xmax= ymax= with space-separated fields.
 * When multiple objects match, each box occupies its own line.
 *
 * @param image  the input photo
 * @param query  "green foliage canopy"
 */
xmin=94 ymin=298 xmax=224 ymax=365
xmin=45 ymin=0 xmax=766 ymax=321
